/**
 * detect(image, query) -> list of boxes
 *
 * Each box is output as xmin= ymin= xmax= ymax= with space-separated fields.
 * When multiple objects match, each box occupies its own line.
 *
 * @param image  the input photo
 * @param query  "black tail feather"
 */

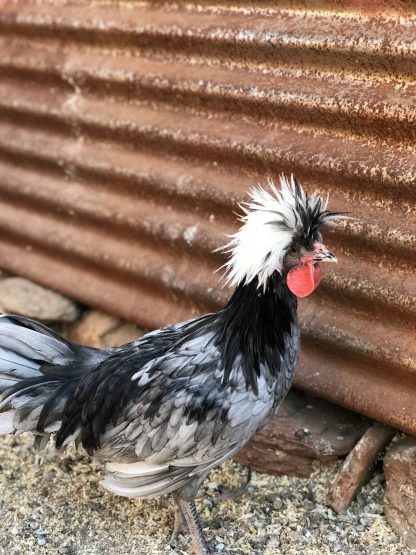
xmin=0 ymin=314 xmax=108 ymax=440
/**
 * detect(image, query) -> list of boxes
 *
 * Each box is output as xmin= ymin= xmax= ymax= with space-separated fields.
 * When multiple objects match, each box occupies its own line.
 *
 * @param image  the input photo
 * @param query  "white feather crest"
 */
xmin=220 ymin=175 xmax=332 ymax=289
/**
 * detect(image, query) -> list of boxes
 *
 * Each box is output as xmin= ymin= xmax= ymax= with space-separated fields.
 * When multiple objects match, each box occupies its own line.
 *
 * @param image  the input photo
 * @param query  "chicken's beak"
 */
xmin=312 ymin=242 xmax=338 ymax=263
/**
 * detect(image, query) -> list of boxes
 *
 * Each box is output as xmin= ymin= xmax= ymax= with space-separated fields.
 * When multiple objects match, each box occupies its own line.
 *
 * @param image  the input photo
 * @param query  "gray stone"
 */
xmin=0 ymin=277 xmax=78 ymax=322
xmin=66 ymin=310 xmax=143 ymax=348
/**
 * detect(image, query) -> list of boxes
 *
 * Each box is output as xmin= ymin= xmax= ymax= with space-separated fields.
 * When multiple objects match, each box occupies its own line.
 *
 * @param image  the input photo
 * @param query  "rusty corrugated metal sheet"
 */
xmin=0 ymin=1 xmax=414 ymax=432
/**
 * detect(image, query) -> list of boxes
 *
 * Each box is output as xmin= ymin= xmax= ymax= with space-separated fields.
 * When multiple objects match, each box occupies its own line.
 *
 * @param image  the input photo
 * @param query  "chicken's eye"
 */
xmin=289 ymin=247 xmax=297 ymax=254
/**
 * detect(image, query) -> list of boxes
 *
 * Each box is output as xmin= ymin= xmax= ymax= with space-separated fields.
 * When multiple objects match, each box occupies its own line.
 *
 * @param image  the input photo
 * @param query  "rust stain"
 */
xmin=0 ymin=1 xmax=414 ymax=433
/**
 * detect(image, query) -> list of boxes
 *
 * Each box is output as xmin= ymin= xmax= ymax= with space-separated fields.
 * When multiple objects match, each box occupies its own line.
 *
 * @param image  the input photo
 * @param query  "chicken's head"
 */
xmin=221 ymin=175 xmax=348 ymax=296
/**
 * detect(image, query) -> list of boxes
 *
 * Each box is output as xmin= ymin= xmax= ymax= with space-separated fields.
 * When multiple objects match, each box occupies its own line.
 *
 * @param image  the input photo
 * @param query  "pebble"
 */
xmin=273 ymin=498 xmax=283 ymax=510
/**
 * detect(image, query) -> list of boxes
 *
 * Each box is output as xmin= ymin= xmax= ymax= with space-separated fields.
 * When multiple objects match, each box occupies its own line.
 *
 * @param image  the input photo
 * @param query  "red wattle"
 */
xmin=286 ymin=262 xmax=322 ymax=298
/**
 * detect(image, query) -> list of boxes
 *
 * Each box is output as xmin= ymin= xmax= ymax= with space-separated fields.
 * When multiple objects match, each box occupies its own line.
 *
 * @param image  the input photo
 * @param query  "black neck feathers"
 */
xmin=214 ymin=271 xmax=297 ymax=394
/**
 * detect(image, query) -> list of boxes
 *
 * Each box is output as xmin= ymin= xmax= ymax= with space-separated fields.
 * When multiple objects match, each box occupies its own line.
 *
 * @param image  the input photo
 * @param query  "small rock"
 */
xmin=384 ymin=436 xmax=416 ymax=549
xmin=66 ymin=311 xmax=120 ymax=347
xmin=273 ymin=498 xmax=283 ymax=510
xmin=66 ymin=310 xmax=143 ymax=347
xmin=0 ymin=277 xmax=78 ymax=322
xmin=58 ymin=547 xmax=75 ymax=555
xmin=102 ymin=322 xmax=142 ymax=347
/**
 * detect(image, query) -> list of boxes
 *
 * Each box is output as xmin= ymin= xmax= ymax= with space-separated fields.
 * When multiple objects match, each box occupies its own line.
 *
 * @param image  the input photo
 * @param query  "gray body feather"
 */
xmin=0 ymin=299 xmax=299 ymax=499
xmin=99 ymin=322 xmax=299 ymax=498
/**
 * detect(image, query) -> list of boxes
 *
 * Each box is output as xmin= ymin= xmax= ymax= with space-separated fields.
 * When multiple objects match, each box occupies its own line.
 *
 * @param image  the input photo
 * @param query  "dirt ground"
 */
xmin=0 ymin=434 xmax=410 ymax=555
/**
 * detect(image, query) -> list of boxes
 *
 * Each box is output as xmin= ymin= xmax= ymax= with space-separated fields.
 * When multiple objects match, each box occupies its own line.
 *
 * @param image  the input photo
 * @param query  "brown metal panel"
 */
xmin=0 ymin=1 xmax=414 ymax=432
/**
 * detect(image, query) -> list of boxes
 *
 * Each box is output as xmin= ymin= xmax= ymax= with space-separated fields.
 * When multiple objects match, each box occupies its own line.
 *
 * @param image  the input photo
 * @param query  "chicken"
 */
xmin=0 ymin=175 xmax=345 ymax=554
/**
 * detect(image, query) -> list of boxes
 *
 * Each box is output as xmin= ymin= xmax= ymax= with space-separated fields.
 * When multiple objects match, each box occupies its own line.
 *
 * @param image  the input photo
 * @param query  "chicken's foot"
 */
xmin=170 ymin=503 xmax=188 ymax=545
xmin=173 ymin=495 xmax=212 ymax=555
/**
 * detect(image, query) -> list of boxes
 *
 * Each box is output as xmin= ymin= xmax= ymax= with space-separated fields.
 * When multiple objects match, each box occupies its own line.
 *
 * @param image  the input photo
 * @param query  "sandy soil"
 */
xmin=0 ymin=434 xmax=410 ymax=555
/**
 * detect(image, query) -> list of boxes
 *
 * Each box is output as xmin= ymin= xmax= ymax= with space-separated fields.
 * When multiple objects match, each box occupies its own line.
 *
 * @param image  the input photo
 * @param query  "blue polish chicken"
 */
xmin=0 ymin=176 xmax=344 ymax=554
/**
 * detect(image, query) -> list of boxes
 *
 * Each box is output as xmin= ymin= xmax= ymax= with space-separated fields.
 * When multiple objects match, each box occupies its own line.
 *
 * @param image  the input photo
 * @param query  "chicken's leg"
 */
xmin=170 ymin=502 xmax=188 ymax=544
xmin=173 ymin=495 xmax=212 ymax=555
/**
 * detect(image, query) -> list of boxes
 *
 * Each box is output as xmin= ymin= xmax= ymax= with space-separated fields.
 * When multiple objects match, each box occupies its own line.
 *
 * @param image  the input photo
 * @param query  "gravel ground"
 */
xmin=0 ymin=434 xmax=410 ymax=555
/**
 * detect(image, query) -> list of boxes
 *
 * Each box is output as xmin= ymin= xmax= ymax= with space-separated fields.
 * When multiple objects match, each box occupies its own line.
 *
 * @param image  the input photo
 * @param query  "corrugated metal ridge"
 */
xmin=0 ymin=3 xmax=414 ymax=66
xmin=0 ymin=36 xmax=415 ymax=145
xmin=0 ymin=0 xmax=414 ymax=433
xmin=0 ymin=76 xmax=414 ymax=207
xmin=0 ymin=157 xmax=413 ymax=322
xmin=0 ymin=114 xmax=413 ymax=321
xmin=0 ymin=121 xmax=413 ymax=283
xmin=0 ymin=78 xmax=414 ymax=260
xmin=0 ymin=101 xmax=412 ymax=280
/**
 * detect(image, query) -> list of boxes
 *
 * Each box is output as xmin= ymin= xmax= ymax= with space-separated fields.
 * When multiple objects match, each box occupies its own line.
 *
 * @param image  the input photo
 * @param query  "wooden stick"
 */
xmin=327 ymin=423 xmax=395 ymax=513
